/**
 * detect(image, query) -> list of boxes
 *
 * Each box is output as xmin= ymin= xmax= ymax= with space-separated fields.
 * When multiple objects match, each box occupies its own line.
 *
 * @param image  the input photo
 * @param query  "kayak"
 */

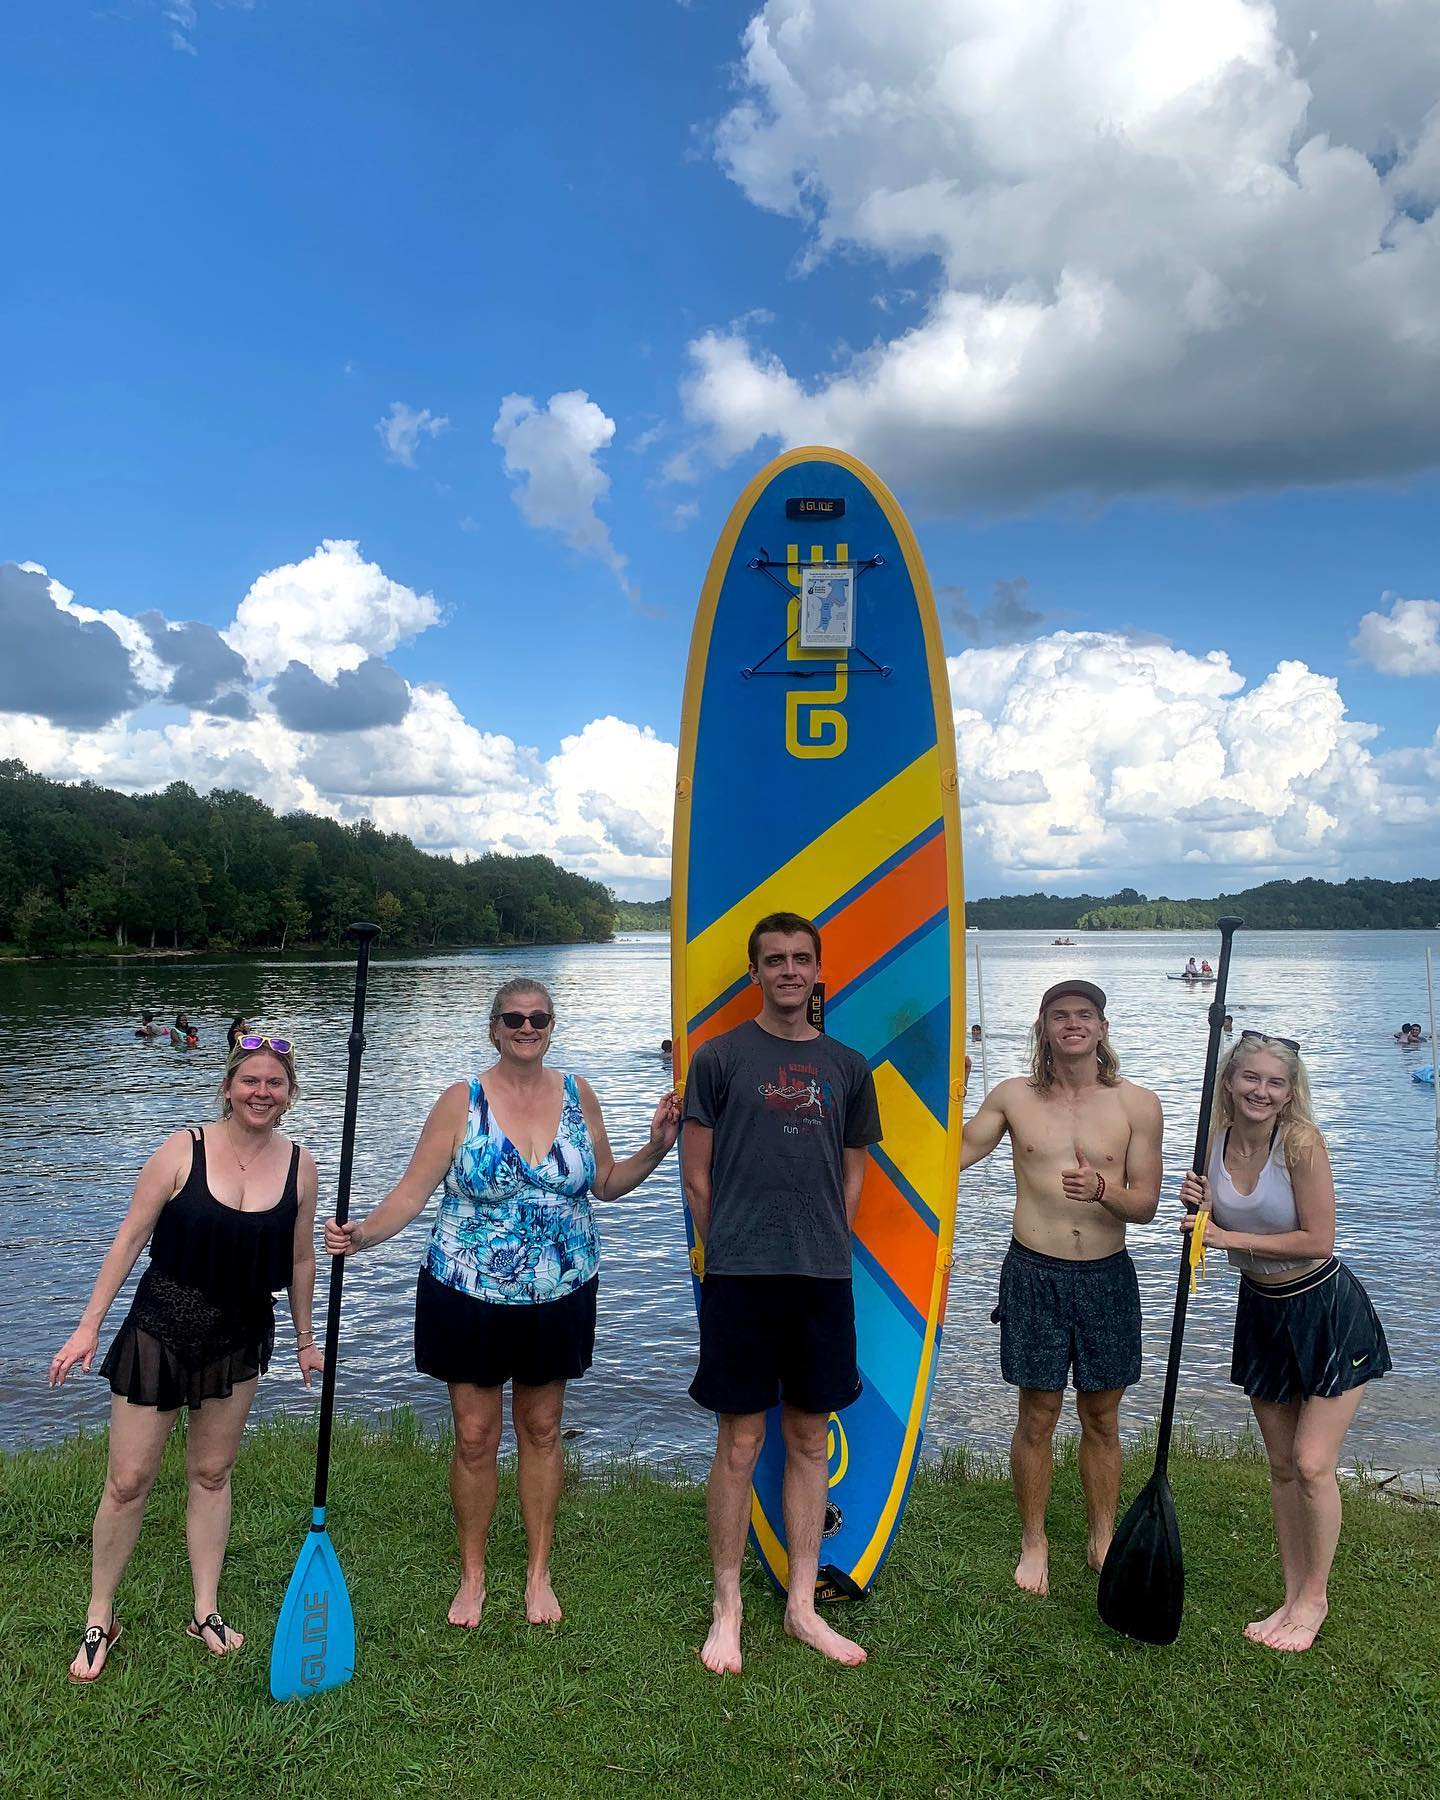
xmin=1166 ymin=973 xmax=1215 ymax=983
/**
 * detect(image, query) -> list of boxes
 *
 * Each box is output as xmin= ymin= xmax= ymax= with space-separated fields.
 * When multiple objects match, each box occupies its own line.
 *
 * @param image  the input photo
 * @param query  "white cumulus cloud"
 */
xmin=1351 ymin=594 xmax=1440 ymax=676
xmin=223 ymin=539 xmax=441 ymax=682
xmin=949 ymin=629 xmax=1438 ymax=886
xmin=679 ymin=0 xmax=1440 ymax=511
xmin=493 ymin=390 xmax=633 ymax=593
xmin=376 ymin=401 xmax=450 ymax=468
xmin=1 ymin=547 xmax=678 ymax=897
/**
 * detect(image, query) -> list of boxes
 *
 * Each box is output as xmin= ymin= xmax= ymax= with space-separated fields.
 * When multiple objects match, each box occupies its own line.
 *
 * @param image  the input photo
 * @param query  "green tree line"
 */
xmin=966 ymin=888 xmax=1149 ymax=930
xmin=0 ymin=761 xmax=615 ymax=954
xmin=612 ymin=898 xmax=670 ymax=931
xmin=1077 ymin=877 xmax=1440 ymax=930
xmin=961 ymin=877 xmax=1440 ymax=931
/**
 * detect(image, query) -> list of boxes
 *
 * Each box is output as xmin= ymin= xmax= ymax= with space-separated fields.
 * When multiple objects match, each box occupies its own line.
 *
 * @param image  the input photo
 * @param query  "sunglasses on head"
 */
xmin=499 ymin=1011 xmax=553 ymax=1031
xmin=236 ymin=1034 xmax=294 ymax=1056
xmin=1240 ymin=1029 xmax=1300 ymax=1054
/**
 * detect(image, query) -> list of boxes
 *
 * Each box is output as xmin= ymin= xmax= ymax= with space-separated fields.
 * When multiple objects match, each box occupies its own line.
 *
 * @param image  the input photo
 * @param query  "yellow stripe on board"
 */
xmin=686 ymin=746 xmax=940 ymax=1018
xmin=869 ymin=1062 xmax=947 ymax=1223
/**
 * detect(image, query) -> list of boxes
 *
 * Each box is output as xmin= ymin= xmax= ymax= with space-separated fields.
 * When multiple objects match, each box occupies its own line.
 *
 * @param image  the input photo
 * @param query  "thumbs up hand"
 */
xmin=1062 ymin=1143 xmax=1103 ymax=1204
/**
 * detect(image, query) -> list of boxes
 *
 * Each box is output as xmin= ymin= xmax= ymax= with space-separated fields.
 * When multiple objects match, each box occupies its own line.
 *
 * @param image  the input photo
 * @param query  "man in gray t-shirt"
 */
xmin=680 ymin=911 xmax=881 ymax=1678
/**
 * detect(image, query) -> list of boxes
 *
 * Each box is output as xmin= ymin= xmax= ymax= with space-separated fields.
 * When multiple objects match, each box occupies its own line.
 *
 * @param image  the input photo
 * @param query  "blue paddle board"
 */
xmin=672 ymin=446 xmax=964 ymax=1598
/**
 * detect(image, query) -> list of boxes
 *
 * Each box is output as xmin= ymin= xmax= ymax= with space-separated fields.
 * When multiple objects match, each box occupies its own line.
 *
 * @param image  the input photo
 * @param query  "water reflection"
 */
xmin=4 ymin=931 xmax=1437 ymax=1472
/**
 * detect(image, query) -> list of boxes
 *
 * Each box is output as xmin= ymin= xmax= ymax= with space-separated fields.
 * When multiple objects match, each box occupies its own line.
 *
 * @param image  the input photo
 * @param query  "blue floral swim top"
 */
xmin=426 ymin=1073 xmax=599 ymax=1304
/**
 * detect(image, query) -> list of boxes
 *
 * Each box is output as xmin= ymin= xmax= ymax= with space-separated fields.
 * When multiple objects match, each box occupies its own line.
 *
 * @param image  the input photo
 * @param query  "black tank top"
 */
xmin=149 ymin=1128 xmax=300 ymax=1314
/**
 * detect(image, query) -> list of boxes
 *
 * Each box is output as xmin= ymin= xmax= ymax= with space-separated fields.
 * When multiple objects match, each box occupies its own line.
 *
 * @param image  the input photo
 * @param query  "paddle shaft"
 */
xmin=311 ymin=922 xmax=381 ymax=1517
xmin=1151 ymin=915 xmax=1242 ymax=1475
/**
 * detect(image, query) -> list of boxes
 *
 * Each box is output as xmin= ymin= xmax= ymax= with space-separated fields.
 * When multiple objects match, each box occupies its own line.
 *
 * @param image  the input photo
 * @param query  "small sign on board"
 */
xmin=799 ymin=565 xmax=855 ymax=649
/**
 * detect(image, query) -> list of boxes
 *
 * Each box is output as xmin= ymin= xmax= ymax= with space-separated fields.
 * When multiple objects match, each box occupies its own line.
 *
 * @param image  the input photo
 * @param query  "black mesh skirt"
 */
xmin=99 ymin=1265 xmax=275 ymax=1412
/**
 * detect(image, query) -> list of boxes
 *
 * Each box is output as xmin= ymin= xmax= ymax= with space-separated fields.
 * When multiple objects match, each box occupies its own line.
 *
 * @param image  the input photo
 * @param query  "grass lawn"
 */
xmin=2 ymin=1416 xmax=1436 ymax=1799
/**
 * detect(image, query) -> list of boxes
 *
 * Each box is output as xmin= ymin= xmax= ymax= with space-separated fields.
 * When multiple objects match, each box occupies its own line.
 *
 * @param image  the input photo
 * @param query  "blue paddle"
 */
xmin=269 ymin=920 xmax=379 ymax=1703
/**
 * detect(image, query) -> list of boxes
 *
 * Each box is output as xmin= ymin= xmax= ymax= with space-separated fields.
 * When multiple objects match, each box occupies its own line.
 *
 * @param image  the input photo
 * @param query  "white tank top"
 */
xmin=1206 ymin=1127 xmax=1313 ymax=1275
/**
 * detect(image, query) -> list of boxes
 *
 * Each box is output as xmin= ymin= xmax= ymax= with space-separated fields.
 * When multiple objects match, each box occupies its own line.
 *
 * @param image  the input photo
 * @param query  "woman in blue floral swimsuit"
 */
xmin=326 ymin=977 xmax=679 ymax=1628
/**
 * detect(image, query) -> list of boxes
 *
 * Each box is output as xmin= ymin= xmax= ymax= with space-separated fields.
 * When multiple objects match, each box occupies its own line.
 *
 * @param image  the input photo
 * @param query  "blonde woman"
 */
xmin=50 ymin=1035 xmax=323 ymax=1680
xmin=1181 ymin=1031 xmax=1390 ymax=1653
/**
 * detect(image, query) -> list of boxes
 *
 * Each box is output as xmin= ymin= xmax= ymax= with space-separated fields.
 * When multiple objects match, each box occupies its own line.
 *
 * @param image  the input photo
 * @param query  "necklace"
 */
xmin=226 ymin=1119 xmax=273 ymax=1172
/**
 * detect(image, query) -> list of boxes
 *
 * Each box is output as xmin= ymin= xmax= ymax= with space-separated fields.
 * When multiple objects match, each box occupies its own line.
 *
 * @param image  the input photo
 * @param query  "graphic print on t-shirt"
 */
xmin=758 ymin=1060 xmax=834 ymax=1130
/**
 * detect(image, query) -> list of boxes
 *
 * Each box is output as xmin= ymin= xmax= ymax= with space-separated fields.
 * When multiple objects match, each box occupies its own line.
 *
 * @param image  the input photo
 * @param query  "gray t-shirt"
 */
xmin=683 ymin=1019 xmax=882 ymax=1279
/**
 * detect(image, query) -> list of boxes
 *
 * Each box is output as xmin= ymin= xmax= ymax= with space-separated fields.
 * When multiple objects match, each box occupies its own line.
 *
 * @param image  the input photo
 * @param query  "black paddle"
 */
xmin=270 ymin=920 xmax=380 ymax=1701
xmin=1097 ymin=914 xmax=1242 ymax=1645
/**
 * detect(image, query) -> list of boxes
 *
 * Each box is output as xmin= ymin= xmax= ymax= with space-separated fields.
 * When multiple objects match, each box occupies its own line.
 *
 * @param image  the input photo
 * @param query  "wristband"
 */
xmin=1092 ymin=1173 xmax=1106 ymax=1203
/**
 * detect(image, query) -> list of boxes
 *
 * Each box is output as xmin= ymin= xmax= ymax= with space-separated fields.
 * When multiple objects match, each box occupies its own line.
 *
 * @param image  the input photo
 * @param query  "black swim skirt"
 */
xmin=100 ymin=1266 xmax=273 ymax=1411
xmin=990 ymin=1238 xmax=1142 ymax=1393
xmin=414 ymin=1266 xmax=597 ymax=1388
xmin=1231 ymin=1258 xmax=1392 ymax=1404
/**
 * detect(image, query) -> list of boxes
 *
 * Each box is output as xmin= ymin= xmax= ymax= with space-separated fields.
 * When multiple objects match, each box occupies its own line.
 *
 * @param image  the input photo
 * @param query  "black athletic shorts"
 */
xmin=1232 ymin=1258 xmax=1392 ymax=1404
xmin=689 ymin=1274 xmax=862 ymax=1417
xmin=991 ymin=1238 xmax=1142 ymax=1393
xmin=414 ymin=1266 xmax=597 ymax=1388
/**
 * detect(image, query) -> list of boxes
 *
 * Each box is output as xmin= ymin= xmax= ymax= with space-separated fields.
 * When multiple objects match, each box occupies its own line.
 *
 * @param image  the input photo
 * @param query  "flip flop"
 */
xmin=186 ymin=1612 xmax=238 ymax=1655
xmin=69 ymin=1617 xmax=121 ymax=1682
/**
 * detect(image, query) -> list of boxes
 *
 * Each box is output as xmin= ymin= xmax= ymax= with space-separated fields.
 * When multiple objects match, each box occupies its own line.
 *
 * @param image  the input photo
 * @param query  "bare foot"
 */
xmin=448 ymin=1579 xmax=486 ymax=1628
xmin=1243 ymin=1602 xmax=1292 ymax=1646
xmin=1014 ymin=1539 xmax=1050 ymax=1597
xmin=525 ymin=1574 xmax=563 ymax=1626
xmin=69 ymin=1617 xmax=121 ymax=1682
xmin=186 ymin=1613 xmax=244 ymax=1655
xmin=784 ymin=1609 xmax=867 ymax=1667
xmin=1087 ymin=1533 xmax=1112 ymax=1575
xmin=1262 ymin=1600 xmax=1327 ymax=1653
xmin=700 ymin=1605 xmax=743 ymax=1675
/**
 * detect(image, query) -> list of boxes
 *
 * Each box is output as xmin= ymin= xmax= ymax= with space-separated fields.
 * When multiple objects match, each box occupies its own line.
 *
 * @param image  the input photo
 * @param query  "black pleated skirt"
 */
xmin=100 ymin=1265 xmax=275 ymax=1412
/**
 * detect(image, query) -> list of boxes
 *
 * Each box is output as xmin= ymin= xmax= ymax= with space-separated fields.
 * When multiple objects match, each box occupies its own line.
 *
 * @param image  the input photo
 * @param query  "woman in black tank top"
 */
xmin=48 ymin=1037 xmax=323 ymax=1682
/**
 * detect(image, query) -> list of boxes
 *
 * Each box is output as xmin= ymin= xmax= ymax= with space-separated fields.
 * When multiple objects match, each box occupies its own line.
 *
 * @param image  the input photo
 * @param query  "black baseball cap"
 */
xmin=1039 ymin=979 xmax=1107 ymax=1015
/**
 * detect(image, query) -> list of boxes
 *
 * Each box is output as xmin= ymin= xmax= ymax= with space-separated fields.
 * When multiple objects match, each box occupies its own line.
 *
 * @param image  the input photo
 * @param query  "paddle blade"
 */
xmin=1097 ymin=1473 xmax=1184 ymax=1645
xmin=269 ymin=1526 xmax=356 ymax=1701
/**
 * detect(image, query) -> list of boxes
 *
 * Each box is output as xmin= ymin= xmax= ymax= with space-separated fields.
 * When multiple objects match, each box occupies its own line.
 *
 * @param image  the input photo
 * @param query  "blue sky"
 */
xmin=3 ymin=0 xmax=1438 ymax=897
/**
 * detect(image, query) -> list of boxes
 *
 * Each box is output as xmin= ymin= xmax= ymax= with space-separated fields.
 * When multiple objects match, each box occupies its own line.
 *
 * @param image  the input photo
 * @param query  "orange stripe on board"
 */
xmin=686 ymin=832 xmax=946 ymax=1056
xmin=688 ymin=982 xmax=762 ymax=1055
xmin=853 ymin=1158 xmax=937 ymax=1320
xmin=821 ymin=832 xmax=947 ymax=1000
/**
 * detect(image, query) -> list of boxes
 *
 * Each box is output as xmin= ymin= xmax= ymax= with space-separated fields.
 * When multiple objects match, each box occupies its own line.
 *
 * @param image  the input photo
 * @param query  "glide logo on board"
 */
xmin=299 ymin=1586 xmax=330 ymax=1689
xmin=784 ymin=541 xmax=848 ymax=760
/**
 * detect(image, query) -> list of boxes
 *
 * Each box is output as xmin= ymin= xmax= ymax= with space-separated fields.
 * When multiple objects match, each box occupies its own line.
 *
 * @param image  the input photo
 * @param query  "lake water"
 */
xmin=4 ymin=930 xmax=1438 ymax=1472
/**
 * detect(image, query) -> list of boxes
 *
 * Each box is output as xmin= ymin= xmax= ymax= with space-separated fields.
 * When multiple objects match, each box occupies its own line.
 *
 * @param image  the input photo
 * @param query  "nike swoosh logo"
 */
xmin=1352 ymin=1354 xmax=1369 ymax=1366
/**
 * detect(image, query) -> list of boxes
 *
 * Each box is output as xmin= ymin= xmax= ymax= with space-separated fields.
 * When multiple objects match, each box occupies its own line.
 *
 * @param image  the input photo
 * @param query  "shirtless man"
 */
xmin=960 ymin=980 xmax=1163 ymax=1597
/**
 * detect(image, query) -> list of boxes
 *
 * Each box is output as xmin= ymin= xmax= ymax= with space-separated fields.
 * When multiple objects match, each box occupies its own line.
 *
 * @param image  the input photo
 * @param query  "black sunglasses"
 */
xmin=499 ymin=1010 xmax=553 ymax=1030
xmin=1240 ymin=1029 xmax=1300 ymax=1053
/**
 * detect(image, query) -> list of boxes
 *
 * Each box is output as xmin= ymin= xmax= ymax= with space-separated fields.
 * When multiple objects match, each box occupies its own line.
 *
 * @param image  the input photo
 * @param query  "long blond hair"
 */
xmin=1028 ymin=1017 xmax=1121 ymax=1092
xmin=1211 ymin=1036 xmax=1322 ymax=1168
